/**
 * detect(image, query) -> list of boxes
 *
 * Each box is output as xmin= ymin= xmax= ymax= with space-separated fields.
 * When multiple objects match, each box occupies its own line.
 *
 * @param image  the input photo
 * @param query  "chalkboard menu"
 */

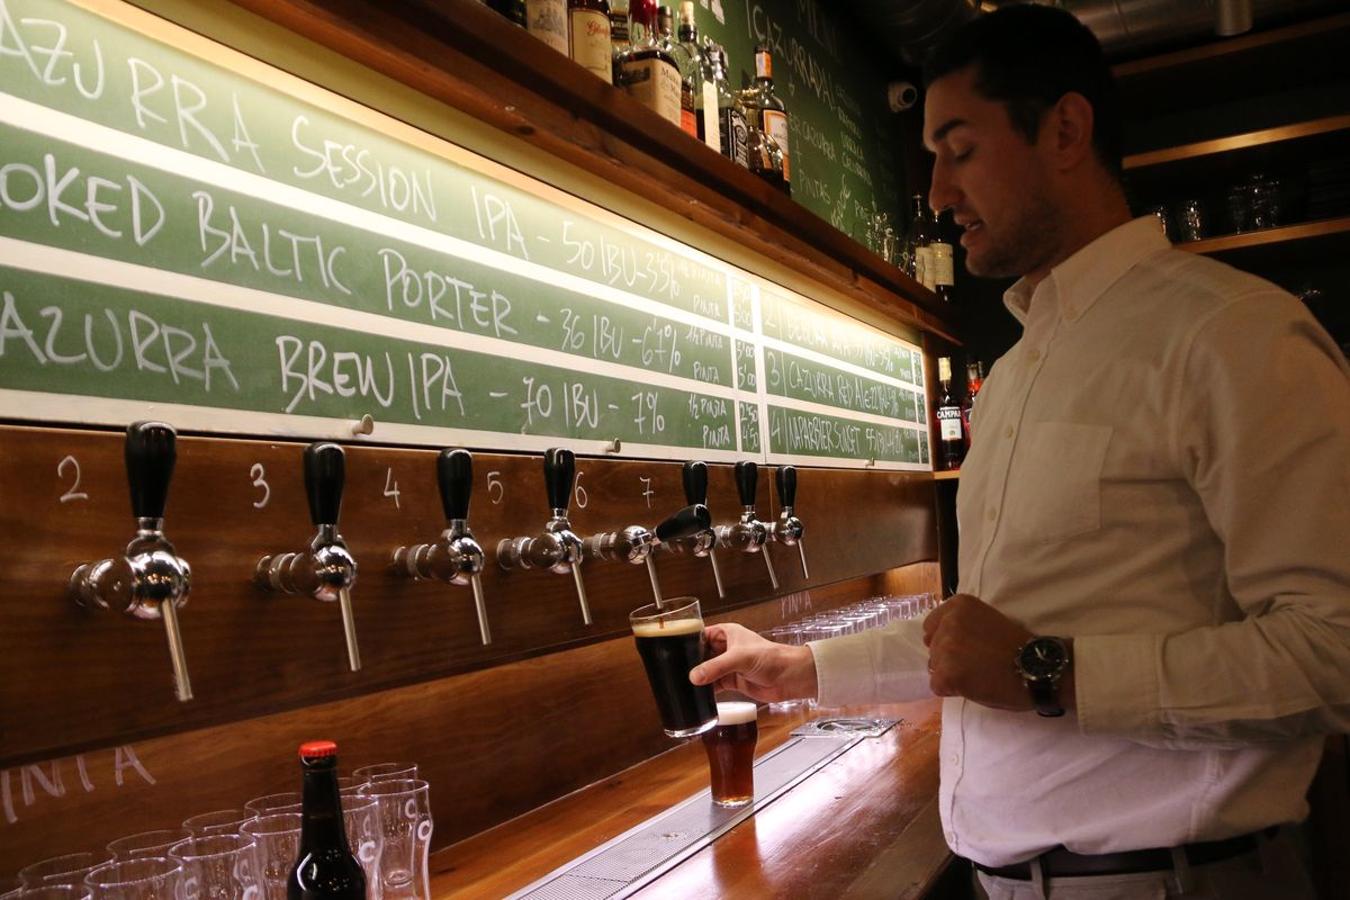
xmin=0 ymin=0 xmax=928 ymax=470
xmin=694 ymin=0 xmax=908 ymax=245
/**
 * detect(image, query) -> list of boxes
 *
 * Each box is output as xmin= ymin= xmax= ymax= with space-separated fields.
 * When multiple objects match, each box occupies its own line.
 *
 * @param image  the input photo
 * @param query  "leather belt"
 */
xmin=973 ymin=829 xmax=1273 ymax=880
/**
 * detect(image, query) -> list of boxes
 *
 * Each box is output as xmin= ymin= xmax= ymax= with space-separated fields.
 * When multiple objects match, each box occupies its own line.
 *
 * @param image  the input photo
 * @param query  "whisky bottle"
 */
xmin=906 ymin=194 xmax=934 ymax=286
xmin=740 ymin=44 xmax=790 ymax=195
xmin=569 ymin=0 xmax=613 ymax=83
xmin=657 ymin=5 xmax=698 ymax=138
xmin=703 ymin=44 xmax=749 ymax=168
xmin=526 ymin=0 xmax=569 ymax=55
xmin=617 ymin=0 xmax=683 ymax=129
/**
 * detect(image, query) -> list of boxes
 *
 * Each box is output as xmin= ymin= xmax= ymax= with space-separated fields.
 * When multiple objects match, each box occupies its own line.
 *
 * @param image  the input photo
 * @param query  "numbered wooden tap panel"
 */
xmin=0 ymin=424 xmax=937 ymax=768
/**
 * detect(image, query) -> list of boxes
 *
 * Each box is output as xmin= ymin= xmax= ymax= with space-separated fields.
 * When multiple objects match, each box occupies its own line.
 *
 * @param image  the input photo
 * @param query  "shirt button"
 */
xmin=1004 ymin=426 xmax=1014 ymax=439
xmin=1029 ymin=349 xmax=1042 ymax=362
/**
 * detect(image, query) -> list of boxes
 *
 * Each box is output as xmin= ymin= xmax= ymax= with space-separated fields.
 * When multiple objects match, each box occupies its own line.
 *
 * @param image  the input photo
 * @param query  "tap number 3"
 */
xmin=58 ymin=455 xmax=89 ymax=503
xmin=249 ymin=463 xmax=271 ymax=509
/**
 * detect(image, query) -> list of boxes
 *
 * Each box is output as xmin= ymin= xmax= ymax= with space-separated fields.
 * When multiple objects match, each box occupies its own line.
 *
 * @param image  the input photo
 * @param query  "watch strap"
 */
xmin=1028 ymin=676 xmax=1065 ymax=718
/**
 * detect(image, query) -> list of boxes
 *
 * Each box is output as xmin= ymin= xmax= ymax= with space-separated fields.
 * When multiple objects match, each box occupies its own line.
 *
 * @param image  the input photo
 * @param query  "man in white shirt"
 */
xmin=690 ymin=6 xmax=1350 ymax=898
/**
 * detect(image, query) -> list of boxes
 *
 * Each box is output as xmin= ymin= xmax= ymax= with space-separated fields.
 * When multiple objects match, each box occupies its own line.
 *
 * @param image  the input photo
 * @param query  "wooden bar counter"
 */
xmin=430 ymin=698 xmax=949 ymax=899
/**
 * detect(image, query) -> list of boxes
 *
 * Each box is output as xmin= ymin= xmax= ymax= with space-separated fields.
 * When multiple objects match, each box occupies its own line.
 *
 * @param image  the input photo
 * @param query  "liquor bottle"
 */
xmin=569 ymin=0 xmax=613 ymax=83
xmin=526 ymin=0 xmax=569 ymax=55
xmin=929 ymin=207 xmax=954 ymax=299
xmin=961 ymin=361 xmax=983 ymax=450
xmin=673 ymin=2 xmax=715 ymax=146
xmin=609 ymin=0 xmax=631 ymax=81
xmin=906 ymin=195 xmax=934 ymax=287
xmin=656 ymin=6 xmax=698 ymax=137
xmin=288 ymin=741 xmax=365 ymax=899
xmin=740 ymin=44 xmax=790 ymax=195
xmin=488 ymin=0 xmax=527 ymax=25
xmin=703 ymin=44 xmax=749 ymax=168
xmin=936 ymin=357 xmax=964 ymax=471
xmin=617 ymin=0 xmax=683 ymax=129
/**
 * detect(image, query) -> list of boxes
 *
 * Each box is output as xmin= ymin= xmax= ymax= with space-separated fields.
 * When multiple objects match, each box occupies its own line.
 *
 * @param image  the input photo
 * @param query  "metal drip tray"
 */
xmin=791 ymin=716 xmax=902 ymax=738
xmin=507 ymin=733 xmax=867 ymax=899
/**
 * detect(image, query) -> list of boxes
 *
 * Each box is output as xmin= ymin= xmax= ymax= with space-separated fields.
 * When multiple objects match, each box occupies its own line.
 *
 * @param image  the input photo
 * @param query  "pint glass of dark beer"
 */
xmin=630 ymin=597 xmax=718 ymax=738
xmin=702 ymin=701 xmax=759 ymax=807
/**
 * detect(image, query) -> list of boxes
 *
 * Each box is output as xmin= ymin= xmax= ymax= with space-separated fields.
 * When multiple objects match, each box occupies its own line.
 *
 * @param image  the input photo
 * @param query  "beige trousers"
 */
xmin=972 ymin=831 xmax=1317 ymax=900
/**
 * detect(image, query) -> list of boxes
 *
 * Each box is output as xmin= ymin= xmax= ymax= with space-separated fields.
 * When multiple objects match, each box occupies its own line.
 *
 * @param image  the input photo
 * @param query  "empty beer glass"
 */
xmin=168 ymin=834 xmax=261 ymax=900
xmin=240 ymin=813 xmax=300 ymax=900
xmin=631 ymin=597 xmax=717 ymax=738
xmin=20 ymin=854 xmax=111 ymax=889
xmin=82 ymin=858 xmax=182 ymax=899
xmin=702 ymin=701 xmax=759 ymax=807
xmin=358 ymin=778 xmax=432 ymax=900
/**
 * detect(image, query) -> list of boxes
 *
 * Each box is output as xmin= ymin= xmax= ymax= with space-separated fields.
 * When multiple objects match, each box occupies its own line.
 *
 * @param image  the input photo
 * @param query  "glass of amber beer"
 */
xmin=630 ymin=597 xmax=718 ymax=738
xmin=702 ymin=701 xmax=759 ymax=807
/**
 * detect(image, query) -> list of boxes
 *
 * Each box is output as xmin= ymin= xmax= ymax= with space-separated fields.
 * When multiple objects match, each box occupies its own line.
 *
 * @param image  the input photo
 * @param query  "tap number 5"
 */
xmin=487 ymin=471 xmax=505 ymax=505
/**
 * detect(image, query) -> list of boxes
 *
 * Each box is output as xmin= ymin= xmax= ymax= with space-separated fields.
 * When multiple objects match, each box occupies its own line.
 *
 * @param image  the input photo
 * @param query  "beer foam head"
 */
xmin=716 ymin=701 xmax=758 ymax=725
xmin=632 ymin=618 xmax=704 ymax=638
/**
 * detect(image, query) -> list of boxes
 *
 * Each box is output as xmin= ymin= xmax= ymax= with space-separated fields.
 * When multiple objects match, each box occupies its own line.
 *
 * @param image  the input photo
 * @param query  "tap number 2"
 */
xmin=249 ymin=463 xmax=271 ymax=509
xmin=640 ymin=476 xmax=654 ymax=509
xmin=487 ymin=471 xmax=505 ymax=505
xmin=383 ymin=468 xmax=401 ymax=510
xmin=57 ymin=455 xmax=89 ymax=503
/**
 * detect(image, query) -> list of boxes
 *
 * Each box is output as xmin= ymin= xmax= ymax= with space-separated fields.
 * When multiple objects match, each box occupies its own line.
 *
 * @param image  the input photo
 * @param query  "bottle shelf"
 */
xmin=933 ymin=469 xmax=960 ymax=481
xmin=1176 ymin=215 xmax=1350 ymax=258
xmin=1124 ymin=114 xmax=1350 ymax=171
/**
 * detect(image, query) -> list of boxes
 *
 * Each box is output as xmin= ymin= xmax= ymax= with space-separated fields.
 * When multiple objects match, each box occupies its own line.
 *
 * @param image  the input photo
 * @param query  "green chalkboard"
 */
xmin=0 ymin=0 xmax=929 ymax=470
xmin=694 ymin=0 xmax=908 ymax=245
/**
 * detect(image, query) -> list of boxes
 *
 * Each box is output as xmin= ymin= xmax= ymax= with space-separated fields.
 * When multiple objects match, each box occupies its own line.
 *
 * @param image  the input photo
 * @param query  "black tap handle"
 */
xmin=682 ymin=460 xmax=709 ymax=506
xmin=437 ymin=448 xmax=473 ymax=521
xmin=776 ymin=465 xmax=797 ymax=508
xmin=543 ymin=447 xmax=575 ymax=512
xmin=303 ymin=442 xmax=345 ymax=526
xmin=734 ymin=460 xmax=758 ymax=508
xmin=125 ymin=421 xmax=177 ymax=520
xmin=655 ymin=504 xmax=711 ymax=543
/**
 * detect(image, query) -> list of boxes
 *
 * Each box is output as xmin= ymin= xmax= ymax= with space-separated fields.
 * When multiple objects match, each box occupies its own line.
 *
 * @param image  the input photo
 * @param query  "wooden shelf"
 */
xmin=933 ymin=469 xmax=960 ymax=481
xmin=1177 ymin=216 xmax=1350 ymax=256
xmin=1112 ymin=12 xmax=1350 ymax=119
xmin=1124 ymin=115 xmax=1350 ymax=171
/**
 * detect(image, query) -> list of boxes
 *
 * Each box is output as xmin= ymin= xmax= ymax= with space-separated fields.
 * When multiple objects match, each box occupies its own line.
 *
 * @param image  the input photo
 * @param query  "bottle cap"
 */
xmin=299 ymin=740 xmax=339 ymax=760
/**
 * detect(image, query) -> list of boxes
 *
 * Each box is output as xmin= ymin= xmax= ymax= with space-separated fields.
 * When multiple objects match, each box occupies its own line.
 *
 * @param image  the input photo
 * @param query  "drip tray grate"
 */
xmin=508 ymin=733 xmax=867 ymax=900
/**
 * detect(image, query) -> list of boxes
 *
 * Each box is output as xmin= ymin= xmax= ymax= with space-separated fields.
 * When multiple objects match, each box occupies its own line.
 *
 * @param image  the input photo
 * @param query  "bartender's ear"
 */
xmin=1045 ymin=91 xmax=1096 ymax=172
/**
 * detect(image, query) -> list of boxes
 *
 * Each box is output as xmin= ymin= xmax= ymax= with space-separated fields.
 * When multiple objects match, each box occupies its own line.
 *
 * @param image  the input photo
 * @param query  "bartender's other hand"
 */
xmin=690 ymin=623 xmax=818 ymax=703
xmin=923 ymin=594 xmax=1035 ymax=711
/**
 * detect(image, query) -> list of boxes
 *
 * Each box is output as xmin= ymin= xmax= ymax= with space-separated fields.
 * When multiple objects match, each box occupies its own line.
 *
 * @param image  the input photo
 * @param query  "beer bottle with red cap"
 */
xmin=288 ymin=740 xmax=366 ymax=899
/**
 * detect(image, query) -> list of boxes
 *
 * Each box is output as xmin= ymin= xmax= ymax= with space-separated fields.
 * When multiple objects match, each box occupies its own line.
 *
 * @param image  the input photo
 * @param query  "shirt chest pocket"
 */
xmin=1003 ymin=422 xmax=1113 ymax=545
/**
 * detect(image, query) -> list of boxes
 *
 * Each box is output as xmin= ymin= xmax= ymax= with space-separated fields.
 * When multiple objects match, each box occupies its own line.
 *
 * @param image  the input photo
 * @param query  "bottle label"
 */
xmin=762 ymin=109 xmax=790 ymax=183
xmin=526 ymin=0 xmax=568 ymax=54
xmin=931 ymin=243 xmax=955 ymax=287
xmin=680 ymin=81 xmax=698 ymax=137
xmin=622 ymin=58 xmax=683 ymax=128
xmin=938 ymin=407 xmax=963 ymax=441
xmin=700 ymin=81 xmax=719 ymax=151
xmin=756 ymin=50 xmax=772 ymax=80
xmin=720 ymin=106 xmax=750 ymax=168
xmin=915 ymin=246 xmax=932 ymax=287
xmin=570 ymin=10 xmax=613 ymax=83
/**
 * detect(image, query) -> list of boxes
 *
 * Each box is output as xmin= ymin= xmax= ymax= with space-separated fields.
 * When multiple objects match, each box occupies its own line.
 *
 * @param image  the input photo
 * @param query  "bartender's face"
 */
xmin=924 ymin=66 xmax=1060 ymax=279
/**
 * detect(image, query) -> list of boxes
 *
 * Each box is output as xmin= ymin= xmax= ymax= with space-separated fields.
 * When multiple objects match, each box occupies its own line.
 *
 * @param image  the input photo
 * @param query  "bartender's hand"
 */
xmin=924 ymin=594 xmax=1074 ymax=712
xmin=690 ymin=623 xmax=818 ymax=703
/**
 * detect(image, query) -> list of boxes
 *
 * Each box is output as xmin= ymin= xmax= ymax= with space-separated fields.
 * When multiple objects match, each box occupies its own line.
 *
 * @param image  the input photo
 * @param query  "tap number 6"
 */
xmin=574 ymin=470 xmax=589 ymax=509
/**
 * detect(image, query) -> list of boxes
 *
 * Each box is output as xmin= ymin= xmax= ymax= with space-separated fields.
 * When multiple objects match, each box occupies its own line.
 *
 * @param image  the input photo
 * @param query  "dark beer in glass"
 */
xmin=631 ymin=597 xmax=717 ymax=737
xmin=702 ymin=701 xmax=758 ymax=807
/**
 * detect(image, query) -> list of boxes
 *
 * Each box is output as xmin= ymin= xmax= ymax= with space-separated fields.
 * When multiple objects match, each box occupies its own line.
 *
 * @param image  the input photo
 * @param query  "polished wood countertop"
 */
xmin=429 ymin=698 xmax=947 ymax=899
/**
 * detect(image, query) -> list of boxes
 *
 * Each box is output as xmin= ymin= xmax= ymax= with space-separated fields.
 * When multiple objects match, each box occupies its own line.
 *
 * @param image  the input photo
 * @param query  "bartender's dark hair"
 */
xmin=923 ymin=4 xmax=1123 ymax=181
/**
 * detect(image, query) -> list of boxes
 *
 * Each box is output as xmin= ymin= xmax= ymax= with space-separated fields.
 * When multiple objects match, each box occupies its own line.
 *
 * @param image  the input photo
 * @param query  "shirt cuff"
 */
xmin=1075 ymin=632 xmax=1163 ymax=736
xmin=808 ymin=631 xmax=879 ymax=708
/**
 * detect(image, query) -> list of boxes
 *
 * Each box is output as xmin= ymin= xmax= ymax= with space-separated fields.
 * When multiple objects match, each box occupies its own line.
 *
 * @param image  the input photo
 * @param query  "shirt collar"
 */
xmin=1002 ymin=216 xmax=1169 ymax=325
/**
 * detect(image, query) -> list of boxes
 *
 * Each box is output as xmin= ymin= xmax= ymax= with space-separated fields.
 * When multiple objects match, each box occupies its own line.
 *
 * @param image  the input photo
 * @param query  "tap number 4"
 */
xmin=384 ymin=467 xmax=401 ymax=510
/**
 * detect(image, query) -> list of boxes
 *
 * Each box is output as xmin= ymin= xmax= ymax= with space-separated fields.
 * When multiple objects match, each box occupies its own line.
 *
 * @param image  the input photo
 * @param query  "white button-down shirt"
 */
xmin=810 ymin=217 xmax=1350 ymax=866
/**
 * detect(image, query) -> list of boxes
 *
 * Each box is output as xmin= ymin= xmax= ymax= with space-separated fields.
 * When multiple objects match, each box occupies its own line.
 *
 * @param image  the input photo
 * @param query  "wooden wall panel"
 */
xmin=0 ymin=424 xmax=937 ymax=767
xmin=0 ymin=567 xmax=939 ymax=873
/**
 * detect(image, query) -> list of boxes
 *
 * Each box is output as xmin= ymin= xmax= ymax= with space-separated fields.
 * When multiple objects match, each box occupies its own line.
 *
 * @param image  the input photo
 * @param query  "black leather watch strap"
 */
xmin=1029 ymin=677 xmax=1065 ymax=717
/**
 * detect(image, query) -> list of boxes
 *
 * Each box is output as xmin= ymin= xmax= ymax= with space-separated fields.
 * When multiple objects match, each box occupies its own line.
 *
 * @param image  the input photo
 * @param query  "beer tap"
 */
xmin=391 ymin=448 xmax=492 ymax=646
xmin=254 ymin=442 xmax=361 ymax=672
xmin=496 ymin=448 xmax=592 ymax=625
xmin=715 ymin=461 xmax=779 ymax=591
xmin=664 ymin=461 xmax=726 ymax=598
xmin=770 ymin=465 xmax=809 ymax=579
xmin=584 ymin=503 xmax=711 ymax=606
xmin=69 ymin=421 xmax=194 ymax=702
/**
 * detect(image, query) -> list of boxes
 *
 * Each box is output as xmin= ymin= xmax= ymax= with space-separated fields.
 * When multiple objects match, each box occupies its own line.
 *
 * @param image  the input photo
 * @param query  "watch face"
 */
xmin=1019 ymin=638 xmax=1067 ymax=680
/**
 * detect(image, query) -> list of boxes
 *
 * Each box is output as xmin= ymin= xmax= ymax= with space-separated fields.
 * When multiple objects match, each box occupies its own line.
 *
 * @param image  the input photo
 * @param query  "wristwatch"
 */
xmin=1015 ymin=636 xmax=1070 ymax=717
